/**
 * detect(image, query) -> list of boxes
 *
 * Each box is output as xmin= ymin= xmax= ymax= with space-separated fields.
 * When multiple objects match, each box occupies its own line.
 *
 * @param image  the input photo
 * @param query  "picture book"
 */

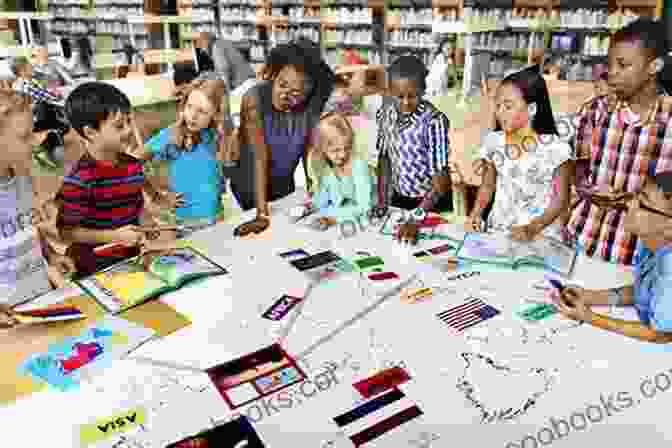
xmin=166 ymin=416 xmax=266 ymax=448
xmin=77 ymin=247 xmax=228 ymax=313
xmin=206 ymin=344 xmax=306 ymax=410
xmin=17 ymin=315 xmax=154 ymax=392
xmin=456 ymin=232 xmax=578 ymax=277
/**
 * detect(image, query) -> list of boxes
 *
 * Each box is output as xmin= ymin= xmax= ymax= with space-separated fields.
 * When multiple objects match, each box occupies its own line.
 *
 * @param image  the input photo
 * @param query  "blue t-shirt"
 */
xmin=145 ymin=127 xmax=223 ymax=222
xmin=633 ymin=244 xmax=672 ymax=332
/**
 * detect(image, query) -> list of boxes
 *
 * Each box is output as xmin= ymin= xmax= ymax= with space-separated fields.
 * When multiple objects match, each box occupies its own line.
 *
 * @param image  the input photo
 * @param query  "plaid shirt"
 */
xmin=568 ymin=94 xmax=672 ymax=265
xmin=13 ymin=78 xmax=63 ymax=106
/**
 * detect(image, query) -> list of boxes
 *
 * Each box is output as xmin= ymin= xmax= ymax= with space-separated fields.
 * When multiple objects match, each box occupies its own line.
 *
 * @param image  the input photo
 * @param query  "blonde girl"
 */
xmin=131 ymin=78 xmax=237 ymax=235
xmin=305 ymin=112 xmax=373 ymax=228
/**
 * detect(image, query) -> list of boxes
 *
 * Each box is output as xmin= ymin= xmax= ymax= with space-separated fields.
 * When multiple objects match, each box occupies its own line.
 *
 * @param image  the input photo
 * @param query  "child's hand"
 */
xmin=47 ymin=253 xmax=77 ymax=287
xmin=465 ymin=214 xmax=482 ymax=232
xmin=114 ymin=225 xmax=146 ymax=247
xmin=396 ymin=222 xmax=419 ymax=245
xmin=157 ymin=191 xmax=186 ymax=210
xmin=510 ymin=222 xmax=543 ymax=241
xmin=550 ymin=287 xmax=593 ymax=322
xmin=0 ymin=304 xmax=18 ymax=329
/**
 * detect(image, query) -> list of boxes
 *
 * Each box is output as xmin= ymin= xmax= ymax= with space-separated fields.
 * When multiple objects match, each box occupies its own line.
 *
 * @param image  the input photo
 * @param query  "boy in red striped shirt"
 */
xmin=57 ymin=82 xmax=174 ymax=276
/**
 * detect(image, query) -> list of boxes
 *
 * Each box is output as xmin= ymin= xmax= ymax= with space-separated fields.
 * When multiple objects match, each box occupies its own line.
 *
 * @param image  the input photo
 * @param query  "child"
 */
xmin=552 ymin=171 xmax=672 ymax=343
xmin=0 ymin=88 xmax=76 ymax=309
xmin=131 ymin=78 xmax=233 ymax=237
xmin=467 ymin=65 xmax=572 ymax=242
xmin=376 ymin=55 xmax=453 ymax=245
xmin=303 ymin=112 xmax=373 ymax=228
xmin=57 ymin=82 xmax=171 ymax=277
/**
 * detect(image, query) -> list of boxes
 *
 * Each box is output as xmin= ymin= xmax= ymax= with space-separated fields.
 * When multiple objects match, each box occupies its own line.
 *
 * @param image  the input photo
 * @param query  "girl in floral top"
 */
xmin=468 ymin=65 xmax=572 ymax=242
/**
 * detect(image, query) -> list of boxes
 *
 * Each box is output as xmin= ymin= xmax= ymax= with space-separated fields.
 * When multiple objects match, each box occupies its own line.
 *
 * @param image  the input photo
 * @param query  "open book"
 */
xmin=76 ymin=247 xmax=228 ymax=313
xmin=456 ymin=232 xmax=578 ymax=277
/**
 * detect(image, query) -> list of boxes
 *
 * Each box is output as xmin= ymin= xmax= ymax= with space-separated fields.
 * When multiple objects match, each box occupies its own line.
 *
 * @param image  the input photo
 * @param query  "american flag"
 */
xmin=436 ymin=297 xmax=500 ymax=334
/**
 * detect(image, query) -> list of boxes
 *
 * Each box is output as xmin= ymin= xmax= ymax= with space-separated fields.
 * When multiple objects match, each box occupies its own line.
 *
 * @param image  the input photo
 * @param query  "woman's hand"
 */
xmin=234 ymin=216 xmax=270 ymax=237
xmin=47 ymin=253 xmax=77 ymax=288
xmin=396 ymin=221 xmax=419 ymax=245
xmin=318 ymin=216 xmax=337 ymax=228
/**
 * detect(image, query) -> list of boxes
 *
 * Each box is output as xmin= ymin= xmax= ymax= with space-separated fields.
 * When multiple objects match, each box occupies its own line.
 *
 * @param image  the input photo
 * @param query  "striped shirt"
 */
xmin=57 ymin=153 xmax=144 ymax=229
xmin=568 ymin=94 xmax=672 ymax=265
xmin=376 ymin=100 xmax=451 ymax=198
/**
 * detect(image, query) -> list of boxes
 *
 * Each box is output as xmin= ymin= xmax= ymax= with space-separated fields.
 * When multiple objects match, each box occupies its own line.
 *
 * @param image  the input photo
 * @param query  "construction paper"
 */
xmin=78 ymin=406 xmax=146 ymax=446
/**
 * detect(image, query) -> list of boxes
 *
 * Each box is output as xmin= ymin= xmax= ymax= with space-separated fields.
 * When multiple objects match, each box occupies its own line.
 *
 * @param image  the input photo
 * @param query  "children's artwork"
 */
xmin=18 ymin=315 xmax=154 ymax=392
xmin=456 ymin=232 xmax=578 ymax=276
xmin=206 ymin=344 xmax=307 ymax=410
xmin=436 ymin=297 xmax=501 ymax=334
xmin=166 ymin=417 xmax=266 ymax=448
xmin=332 ymin=388 xmax=423 ymax=447
xmin=77 ymin=247 xmax=228 ymax=313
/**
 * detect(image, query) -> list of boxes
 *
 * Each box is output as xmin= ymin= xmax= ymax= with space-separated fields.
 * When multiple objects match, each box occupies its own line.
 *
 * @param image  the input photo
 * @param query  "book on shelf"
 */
xmin=456 ymin=231 xmax=578 ymax=277
xmin=76 ymin=247 xmax=228 ymax=313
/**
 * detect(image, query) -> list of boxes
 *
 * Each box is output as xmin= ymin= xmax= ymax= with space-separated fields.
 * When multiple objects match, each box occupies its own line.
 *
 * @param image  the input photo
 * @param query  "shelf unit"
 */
xmin=38 ymin=0 xmax=663 ymax=80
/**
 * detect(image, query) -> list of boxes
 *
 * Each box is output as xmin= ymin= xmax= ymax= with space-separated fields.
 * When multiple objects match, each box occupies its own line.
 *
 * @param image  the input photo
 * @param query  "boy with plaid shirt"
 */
xmin=567 ymin=18 xmax=672 ymax=266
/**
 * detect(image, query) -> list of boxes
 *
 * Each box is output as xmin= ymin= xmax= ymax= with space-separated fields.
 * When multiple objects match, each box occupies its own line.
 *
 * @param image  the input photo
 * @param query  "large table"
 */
xmin=5 ymin=192 xmax=671 ymax=448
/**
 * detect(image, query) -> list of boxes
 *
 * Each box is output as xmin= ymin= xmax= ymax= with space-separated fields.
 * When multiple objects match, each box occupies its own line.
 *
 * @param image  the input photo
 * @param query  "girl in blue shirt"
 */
xmin=132 ymin=78 xmax=233 ymax=236
xmin=302 ymin=112 xmax=373 ymax=229
xmin=552 ymin=171 xmax=672 ymax=344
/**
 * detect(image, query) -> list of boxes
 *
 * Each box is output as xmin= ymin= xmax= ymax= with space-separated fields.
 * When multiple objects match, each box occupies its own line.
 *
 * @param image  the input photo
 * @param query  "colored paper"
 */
xmin=167 ymin=416 xmax=266 ymax=448
xmin=18 ymin=315 xmax=154 ymax=392
xmin=262 ymin=295 xmax=302 ymax=321
xmin=353 ymin=367 xmax=411 ymax=399
xmin=78 ymin=407 xmax=146 ymax=446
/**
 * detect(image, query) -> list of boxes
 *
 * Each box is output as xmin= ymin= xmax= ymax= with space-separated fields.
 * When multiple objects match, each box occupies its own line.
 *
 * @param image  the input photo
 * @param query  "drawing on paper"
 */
xmin=18 ymin=317 xmax=153 ymax=392
xmin=456 ymin=352 xmax=555 ymax=423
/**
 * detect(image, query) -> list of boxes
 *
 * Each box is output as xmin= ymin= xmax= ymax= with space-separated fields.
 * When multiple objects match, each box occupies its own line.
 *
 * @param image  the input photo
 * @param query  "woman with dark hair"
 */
xmin=230 ymin=39 xmax=338 ymax=236
xmin=467 ymin=65 xmax=572 ymax=242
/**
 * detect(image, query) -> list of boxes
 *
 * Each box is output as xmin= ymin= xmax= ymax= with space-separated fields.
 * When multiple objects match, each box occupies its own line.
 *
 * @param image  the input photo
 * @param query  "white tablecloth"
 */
xmin=3 ymin=191 xmax=670 ymax=448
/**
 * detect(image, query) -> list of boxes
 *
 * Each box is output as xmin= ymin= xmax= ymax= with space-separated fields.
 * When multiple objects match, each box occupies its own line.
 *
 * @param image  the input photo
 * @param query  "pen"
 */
xmin=129 ymin=356 xmax=205 ymax=374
